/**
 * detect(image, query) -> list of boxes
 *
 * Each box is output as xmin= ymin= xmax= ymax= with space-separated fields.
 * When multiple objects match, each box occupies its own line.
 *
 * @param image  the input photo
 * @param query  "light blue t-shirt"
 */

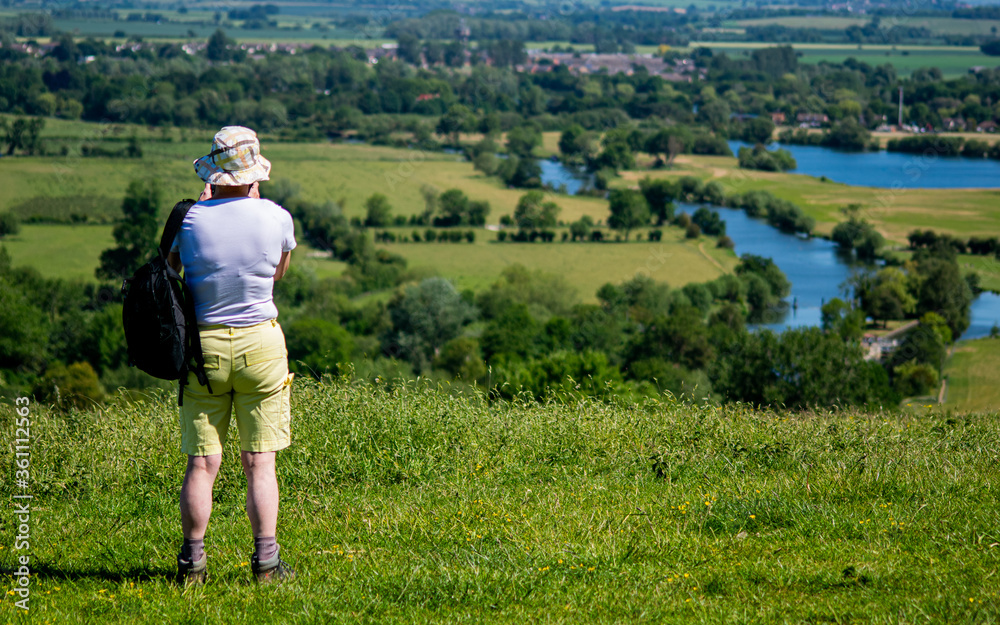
xmin=171 ymin=197 xmax=296 ymax=326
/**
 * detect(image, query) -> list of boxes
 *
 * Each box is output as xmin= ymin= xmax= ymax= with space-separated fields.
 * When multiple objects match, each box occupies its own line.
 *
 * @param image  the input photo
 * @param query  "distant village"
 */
xmin=4 ymin=36 xmax=1000 ymax=134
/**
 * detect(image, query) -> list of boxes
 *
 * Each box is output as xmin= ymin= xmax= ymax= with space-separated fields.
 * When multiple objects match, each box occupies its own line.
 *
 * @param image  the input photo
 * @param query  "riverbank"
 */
xmin=617 ymin=153 xmax=1000 ymax=244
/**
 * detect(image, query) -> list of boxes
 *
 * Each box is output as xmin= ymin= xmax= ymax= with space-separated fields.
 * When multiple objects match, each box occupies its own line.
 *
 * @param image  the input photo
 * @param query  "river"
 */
xmin=727 ymin=140 xmax=1000 ymax=189
xmin=684 ymin=203 xmax=1000 ymax=340
xmin=536 ymin=149 xmax=1000 ymax=339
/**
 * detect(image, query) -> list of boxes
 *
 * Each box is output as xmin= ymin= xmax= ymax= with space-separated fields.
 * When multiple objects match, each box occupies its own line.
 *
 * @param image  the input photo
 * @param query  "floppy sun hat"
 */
xmin=193 ymin=126 xmax=271 ymax=186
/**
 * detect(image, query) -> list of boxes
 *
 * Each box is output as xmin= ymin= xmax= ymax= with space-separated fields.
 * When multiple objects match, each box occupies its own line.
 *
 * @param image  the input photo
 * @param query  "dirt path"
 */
xmin=698 ymin=242 xmax=728 ymax=274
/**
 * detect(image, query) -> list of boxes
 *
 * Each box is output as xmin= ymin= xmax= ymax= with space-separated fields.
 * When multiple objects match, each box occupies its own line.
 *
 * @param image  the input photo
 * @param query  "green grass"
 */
xmin=1 ymin=381 xmax=999 ymax=622
xmin=945 ymin=337 xmax=1000 ymax=412
xmin=377 ymin=229 xmax=737 ymax=298
xmin=732 ymin=15 xmax=1000 ymax=37
xmin=0 ymin=225 xmax=114 ymax=282
xmin=959 ymin=254 xmax=1000 ymax=293
xmin=0 ymin=126 xmax=608 ymax=225
xmin=731 ymin=16 xmax=870 ymax=30
xmin=685 ymin=42 xmax=993 ymax=77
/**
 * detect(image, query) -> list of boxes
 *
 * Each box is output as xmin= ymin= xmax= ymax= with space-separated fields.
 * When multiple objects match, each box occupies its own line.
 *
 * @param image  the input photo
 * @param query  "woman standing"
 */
xmin=168 ymin=126 xmax=296 ymax=585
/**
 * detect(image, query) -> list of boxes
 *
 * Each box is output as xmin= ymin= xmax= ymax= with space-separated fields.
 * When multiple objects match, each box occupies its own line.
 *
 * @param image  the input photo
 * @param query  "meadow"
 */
xmin=732 ymin=14 xmax=1000 ymax=37
xmin=7 ymin=121 xmax=1000 ymax=296
xmin=0 ymin=380 xmax=998 ymax=623
xmin=0 ymin=122 xmax=734 ymax=299
xmin=684 ymin=42 xmax=994 ymax=77
xmin=375 ymin=230 xmax=737 ymax=297
xmin=944 ymin=337 xmax=1000 ymax=413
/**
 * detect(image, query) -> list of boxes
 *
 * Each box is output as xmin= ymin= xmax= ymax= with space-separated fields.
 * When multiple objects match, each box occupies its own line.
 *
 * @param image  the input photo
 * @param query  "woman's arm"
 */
xmin=274 ymin=251 xmax=291 ymax=281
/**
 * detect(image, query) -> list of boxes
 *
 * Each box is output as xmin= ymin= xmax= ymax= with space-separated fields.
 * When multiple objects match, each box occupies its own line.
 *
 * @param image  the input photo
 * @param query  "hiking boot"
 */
xmin=176 ymin=553 xmax=207 ymax=586
xmin=251 ymin=545 xmax=295 ymax=584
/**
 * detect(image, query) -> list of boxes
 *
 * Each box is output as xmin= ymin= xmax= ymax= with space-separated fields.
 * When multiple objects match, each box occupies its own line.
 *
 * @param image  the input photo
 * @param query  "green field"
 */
xmin=376 ymin=230 xmax=737 ymax=298
xmin=733 ymin=15 xmax=1000 ymax=37
xmin=0 ymin=121 xmax=734 ymax=299
xmin=731 ymin=16 xmax=870 ymax=30
xmin=685 ymin=42 xmax=995 ymax=77
xmin=1 ymin=381 xmax=998 ymax=623
xmin=945 ymin=337 xmax=1000 ymax=412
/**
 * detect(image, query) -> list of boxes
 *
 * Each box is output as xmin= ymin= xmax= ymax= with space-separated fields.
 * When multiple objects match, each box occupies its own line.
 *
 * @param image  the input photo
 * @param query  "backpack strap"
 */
xmin=160 ymin=199 xmax=213 ymax=405
xmin=159 ymin=199 xmax=197 ymax=259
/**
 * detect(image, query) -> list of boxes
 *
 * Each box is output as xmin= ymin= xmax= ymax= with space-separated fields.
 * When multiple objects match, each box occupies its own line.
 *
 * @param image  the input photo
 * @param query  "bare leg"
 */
xmin=180 ymin=454 xmax=223 ymax=539
xmin=240 ymin=451 xmax=278 ymax=538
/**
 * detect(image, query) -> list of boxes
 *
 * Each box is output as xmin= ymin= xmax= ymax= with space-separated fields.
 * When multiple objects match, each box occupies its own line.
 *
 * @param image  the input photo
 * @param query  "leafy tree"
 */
xmin=467 ymin=200 xmax=490 ymax=226
xmin=821 ymin=297 xmax=865 ymax=341
xmin=286 ymin=317 xmax=354 ymax=377
xmin=696 ymin=99 xmax=731 ymax=131
xmin=506 ymin=125 xmax=541 ymax=158
xmin=0 ymin=212 xmax=20 ymax=238
xmin=593 ymin=128 xmax=635 ymax=171
xmin=644 ymin=127 xmax=690 ymax=165
xmin=363 ymin=193 xmax=393 ymax=228
xmin=420 ymin=184 xmax=439 ymax=222
xmin=4 ymin=117 xmax=44 ymax=155
xmin=476 ymin=264 xmax=578 ymax=320
xmin=492 ymin=350 xmax=624 ymax=401
xmin=396 ymin=33 xmax=422 ymax=64
xmin=34 ymin=362 xmax=105 ymax=410
xmin=513 ymin=191 xmax=559 ymax=231
xmin=206 ymin=28 xmax=238 ymax=61
xmin=434 ymin=337 xmax=486 ymax=381
xmin=438 ymin=189 xmax=469 ymax=226
xmin=481 ymin=302 xmax=541 ymax=361
xmin=383 ymin=278 xmax=476 ymax=372
xmin=832 ymin=214 xmax=884 ymax=260
xmin=558 ymin=124 xmax=591 ymax=161
xmin=737 ymin=145 xmax=797 ymax=172
xmin=712 ymin=327 xmax=895 ymax=408
xmin=735 ymin=117 xmax=775 ymax=145
xmin=825 ymin=118 xmax=871 ymax=151
xmin=436 ymin=104 xmax=474 ymax=146
xmin=96 ymin=181 xmax=161 ymax=282
xmin=691 ymin=207 xmax=726 ymax=236
xmin=498 ymin=156 xmax=542 ymax=188
xmin=569 ymin=215 xmax=594 ymax=241
xmin=638 ymin=177 xmax=677 ymax=224
xmin=607 ymin=189 xmax=650 ymax=241
xmin=893 ymin=359 xmax=939 ymax=397
xmin=915 ymin=257 xmax=972 ymax=339
xmin=866 ymin=267 xmax=916 ymax=327
xmin=0 ymin=276 xmax=48 ymax=372
xmin=628 ymin=305 xmax=713 ymax=370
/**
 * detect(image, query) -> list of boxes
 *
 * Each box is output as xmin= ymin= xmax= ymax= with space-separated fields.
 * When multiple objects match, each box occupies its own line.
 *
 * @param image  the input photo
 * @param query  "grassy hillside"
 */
xmin=945 ymin=337 xmax=1000 ymax=413
xmin=0 ymin=381 xmax=998 ymax=623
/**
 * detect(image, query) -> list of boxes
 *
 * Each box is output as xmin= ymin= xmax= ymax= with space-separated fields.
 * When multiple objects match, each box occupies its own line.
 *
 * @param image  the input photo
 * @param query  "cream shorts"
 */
xmin=180 ymin=319 xmax=293 ymax=456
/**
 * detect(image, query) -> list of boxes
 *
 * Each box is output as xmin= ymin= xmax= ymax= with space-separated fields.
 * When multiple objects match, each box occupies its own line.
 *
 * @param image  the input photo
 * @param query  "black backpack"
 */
xmin=121 ymin=199 xmax=212 ymax=405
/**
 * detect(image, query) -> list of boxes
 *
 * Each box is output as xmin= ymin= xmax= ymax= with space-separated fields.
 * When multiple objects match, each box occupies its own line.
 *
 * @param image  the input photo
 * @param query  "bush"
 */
xmin=0 ymin=212 xmax=20 ymax=237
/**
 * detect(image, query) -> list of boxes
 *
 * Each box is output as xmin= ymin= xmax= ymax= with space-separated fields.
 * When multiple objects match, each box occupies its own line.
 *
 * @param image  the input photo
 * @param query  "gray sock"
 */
xmin=182 ymin=538 xmax=205 ymax=563
xmin=254 ymin=536 xmax=278 ymax=563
